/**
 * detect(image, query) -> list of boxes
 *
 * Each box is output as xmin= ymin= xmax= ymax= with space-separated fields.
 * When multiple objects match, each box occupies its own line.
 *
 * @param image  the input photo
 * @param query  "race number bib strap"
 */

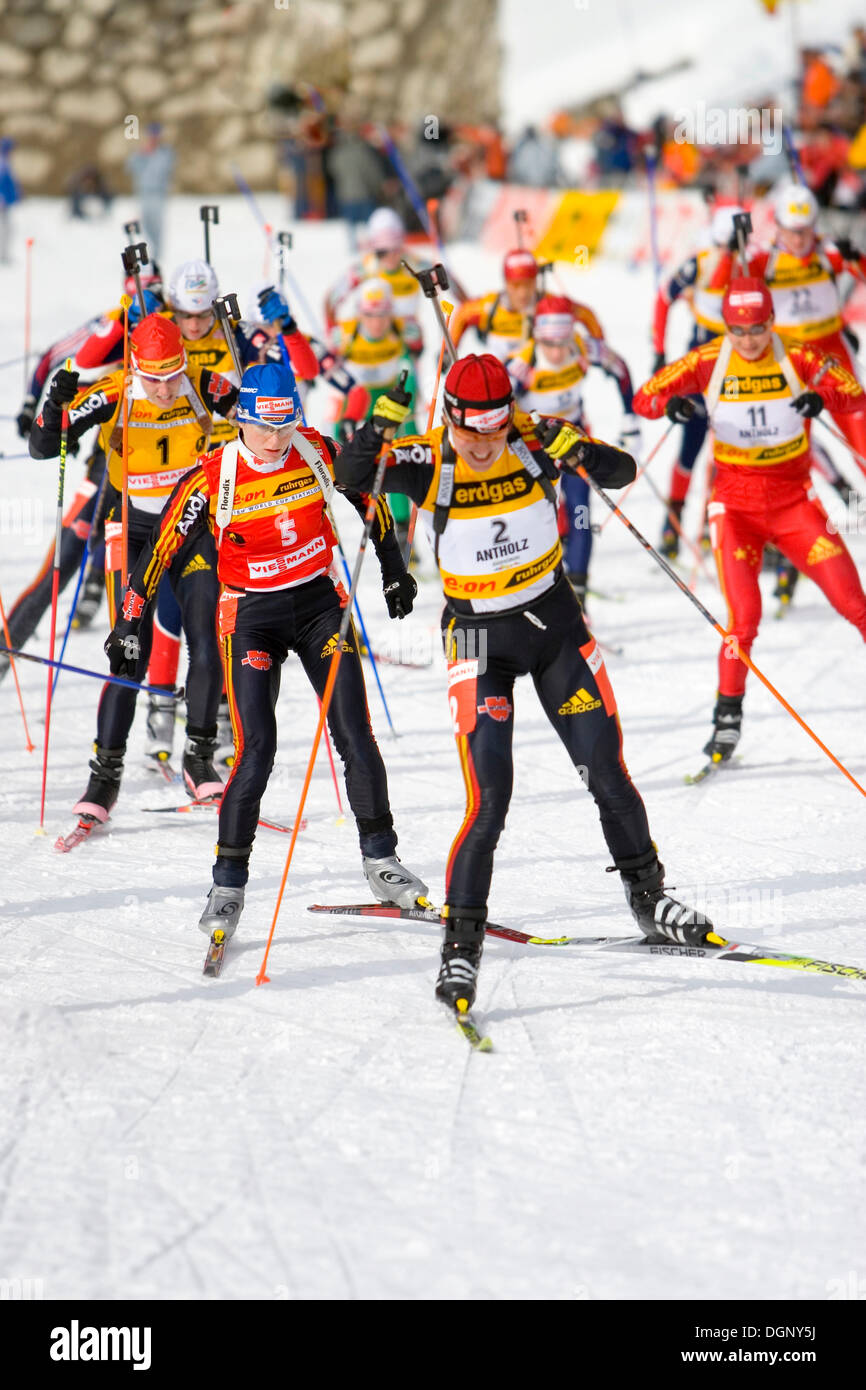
xmin=214 ymin=441 xmax=239 ymax=538
xmin=579 ymin=638 xmax=617 ymax=717
xmin=433 ymin=434 xmax=457 ymax=546
xmin=217 ymin=587 xmax=242 ymax=639
xmin=293 ymin=429 xmax=335 ymax=503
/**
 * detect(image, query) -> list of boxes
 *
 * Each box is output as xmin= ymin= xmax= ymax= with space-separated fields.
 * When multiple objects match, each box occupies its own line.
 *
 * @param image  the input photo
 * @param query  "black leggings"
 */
xmin=218 ymin=577 xmax=396 ymax=858
xmin=96 ymin=502 xmax=221 ymax=750
xmin=443 ymin=576 xmax=653 ymax=910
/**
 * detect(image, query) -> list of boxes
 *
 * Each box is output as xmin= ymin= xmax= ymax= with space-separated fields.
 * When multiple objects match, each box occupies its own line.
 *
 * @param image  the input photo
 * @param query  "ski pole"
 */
xmin=531 ymin=419 xmax=866 ymax=800
xmin=403 ymin=303 xmax=452 ymax=564
xmin=336 ymin=543 xmax=396 ymax=737
xmin=120 ymin=294 xmax=131 ymax=587
xmin=317 ymin=696 xmax=345 ymax=823
xmin=685 ymin=438 xmax=715 ymax=592
xmin=38 ymin=362 xmax=72 ymax=831
xmin=782 ymin=125 xmax=807 ymax=184
xmin=0 ymin=643 xmax=178 ymax=696
xmin=0 ymin=587 xmax=34 ymax=752
xmin=231 ymin=166 xmax=322 ymax=336
xmin=513 ymin=207 xmax=528 ymax=250
xmin=816 ymin=414 xmax=866 ymax=476
xmin=121 ymin=243 xmax=149 ymax=317
xmin=200 ymin=204 xmax=219 ymax=265
xmin=23 ymin=236 xmax=33 ymax=396
xmin=645 ymin=149 xmax=662 ymax=293
xmin=426 ymin=199 xmax=470 ymax=302
xmin=732 ymin=210 xmax=753 ymax=278
xmin=52 ymin=463 xmax=111 ymax=698
xmin=402 ymin=260 xmax=456 ymax=363
xmin=598 ymin=422 xmax=675 ymax=529
xmin=213 ymin=292 xmax=244 ymax=377
xmin=256 ymin=451 xmax=394 ymax=986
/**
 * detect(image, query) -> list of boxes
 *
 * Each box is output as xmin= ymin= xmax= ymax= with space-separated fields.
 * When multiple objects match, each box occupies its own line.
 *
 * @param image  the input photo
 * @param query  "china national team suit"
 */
xmin=635 ymin=281 xmax=866 ymax=705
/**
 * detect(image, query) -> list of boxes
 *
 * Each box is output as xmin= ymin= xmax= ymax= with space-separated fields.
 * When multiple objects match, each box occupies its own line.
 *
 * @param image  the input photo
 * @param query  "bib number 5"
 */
xmin=275 ymin=510 xmax=298 ymax=548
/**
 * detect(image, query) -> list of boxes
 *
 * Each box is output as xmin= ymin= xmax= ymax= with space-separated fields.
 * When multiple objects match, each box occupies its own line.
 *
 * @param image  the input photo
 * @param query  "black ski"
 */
xmin=307 ymin=902 xmax=569 ymax=946
xmin=307 ymin=904 xmax=866 ymax=981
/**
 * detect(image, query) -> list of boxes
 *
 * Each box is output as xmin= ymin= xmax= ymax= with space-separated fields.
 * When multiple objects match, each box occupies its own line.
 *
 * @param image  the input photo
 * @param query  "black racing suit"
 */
xmin=336 ymin=417 xmax=658 ymax=916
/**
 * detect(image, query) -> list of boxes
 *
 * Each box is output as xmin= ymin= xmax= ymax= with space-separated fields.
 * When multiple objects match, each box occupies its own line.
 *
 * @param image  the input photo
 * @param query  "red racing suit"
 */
xmin=634 ymin=335 xmax=866 ymax=696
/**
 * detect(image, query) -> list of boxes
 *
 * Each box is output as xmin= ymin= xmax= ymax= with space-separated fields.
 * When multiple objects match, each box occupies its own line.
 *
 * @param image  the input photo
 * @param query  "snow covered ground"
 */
xmin=1 ymin=196 xmax=865 ymax=1302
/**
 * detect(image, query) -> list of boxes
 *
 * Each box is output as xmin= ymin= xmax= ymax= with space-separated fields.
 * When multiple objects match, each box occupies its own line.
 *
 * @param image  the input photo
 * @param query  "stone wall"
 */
xmin=0 ymin=0 xmax=501 ymax=194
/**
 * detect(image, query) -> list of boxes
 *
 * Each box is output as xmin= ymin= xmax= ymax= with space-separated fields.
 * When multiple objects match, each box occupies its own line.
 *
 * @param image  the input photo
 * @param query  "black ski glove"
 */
xmin=383 ymin=572 xmax=417 ymax=619
xmin=47 ymin=368 xmax=80 ymax=407
xmin=834 ymin=236 xmax=862 ymax=263
xmin=105 ymin=627 xmax=142 ymax=678
xmin=665 ymin=395 xmax=697 ymax=424
xmin=16 ymin=394 xmax=36 ymax=438
xmin=535 ymin=419 xmax=592 ymax=471
xmin=370 ymin=372 xmax=412 ymax=439
xmin=792 ymin=391 xmax=823 ymax=418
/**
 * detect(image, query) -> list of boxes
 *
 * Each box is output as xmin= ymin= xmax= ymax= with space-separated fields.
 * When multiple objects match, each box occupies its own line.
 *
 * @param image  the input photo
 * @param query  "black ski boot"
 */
xmin=702 ymin=692 xmax=743 ymax=762
xmin=660 ymin=500 xmax=683 ymax=559
xmin=616 ymin=849 xmax=718 ymax=947
xmin=436 ymin=908 xmax=486 ymax=1009
xmin=73 ymin=745 xmax=124 ymax=824
xmin=182 ymin=729 xmax=223 ymax=801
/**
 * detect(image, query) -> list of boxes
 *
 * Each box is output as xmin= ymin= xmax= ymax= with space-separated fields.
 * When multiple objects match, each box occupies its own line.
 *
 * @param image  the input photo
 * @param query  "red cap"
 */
xmin=444 ymin=353 xmax=514 ymax=432
xmin=130 ymin=313 xmax=186 ymax=378
xmin=503 ymin=248 xmax=538 ymax=282
xmin=534 ymin=294 xmax=575 ymax=341
xmin=722 ymin=277 xmax=774 ymax=328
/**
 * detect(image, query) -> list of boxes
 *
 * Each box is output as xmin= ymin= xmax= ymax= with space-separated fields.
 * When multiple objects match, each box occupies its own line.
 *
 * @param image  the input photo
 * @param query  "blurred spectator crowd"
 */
xmin=265 ymin=23 xmax=866 ymax=226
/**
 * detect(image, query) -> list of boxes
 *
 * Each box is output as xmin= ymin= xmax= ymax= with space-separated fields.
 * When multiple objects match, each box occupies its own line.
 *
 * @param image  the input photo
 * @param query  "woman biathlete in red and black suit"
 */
xmin=105 ymin=361 xmax=426 ymax=937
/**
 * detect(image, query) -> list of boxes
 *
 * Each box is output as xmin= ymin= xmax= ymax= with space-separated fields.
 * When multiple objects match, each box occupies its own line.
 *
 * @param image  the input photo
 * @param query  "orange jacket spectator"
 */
xmin=803 ymin=55 xmax=840 ymax=112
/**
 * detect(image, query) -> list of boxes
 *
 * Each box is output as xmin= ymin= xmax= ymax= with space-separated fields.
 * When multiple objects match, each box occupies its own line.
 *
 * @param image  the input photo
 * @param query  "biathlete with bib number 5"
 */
xmin=103 ymin=360 xmax=427 ymax=940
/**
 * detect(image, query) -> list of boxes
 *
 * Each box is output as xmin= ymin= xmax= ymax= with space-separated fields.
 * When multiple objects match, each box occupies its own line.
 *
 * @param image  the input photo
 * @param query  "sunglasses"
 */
xmin=729 ymin=322 xmax=770 ymax=337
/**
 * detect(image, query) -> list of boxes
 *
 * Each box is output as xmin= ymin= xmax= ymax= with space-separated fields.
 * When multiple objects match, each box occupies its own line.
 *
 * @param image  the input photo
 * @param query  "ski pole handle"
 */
xmin=402 ymin=260 xmax=457 ymax=363
xmin=213 ymin=294 xmax=244 ymax=378
xmin=200 ymin=203 xmax=219 ymax=265
xmin=121 ymin=243 xmax=150 ymax=317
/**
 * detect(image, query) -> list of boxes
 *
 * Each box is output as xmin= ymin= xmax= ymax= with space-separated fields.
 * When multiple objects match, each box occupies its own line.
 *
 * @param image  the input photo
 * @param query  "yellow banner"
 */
xmin=534 ymin=191 xmax=620 ymax=265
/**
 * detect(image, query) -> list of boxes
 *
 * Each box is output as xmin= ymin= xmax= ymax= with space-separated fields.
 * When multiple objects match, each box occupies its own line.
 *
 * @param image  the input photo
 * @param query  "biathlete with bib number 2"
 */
xmin=337 ymin=352 xmax=716 ymax=1013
